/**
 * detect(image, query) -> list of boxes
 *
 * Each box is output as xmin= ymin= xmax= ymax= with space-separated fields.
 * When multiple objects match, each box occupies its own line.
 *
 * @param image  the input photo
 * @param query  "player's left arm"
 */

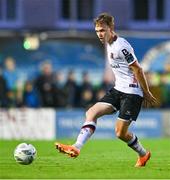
xmin=129 ymin=61 xmax=150 ymax=94
xmin=119 ymin=40 xmax=157 ymax=106
xmin=129 ymin=61 xmax=157 ymax=106
xmin=119 ymin=44 xmax=151 ymax=94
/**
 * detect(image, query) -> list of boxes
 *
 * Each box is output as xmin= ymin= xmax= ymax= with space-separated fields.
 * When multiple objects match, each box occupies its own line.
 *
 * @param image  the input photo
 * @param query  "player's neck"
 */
xmin=108 ymin=33 xmax=117 ymax=44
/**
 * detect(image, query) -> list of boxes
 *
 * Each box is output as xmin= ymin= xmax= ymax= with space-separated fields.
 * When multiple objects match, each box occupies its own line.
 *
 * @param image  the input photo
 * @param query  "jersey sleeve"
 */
xmin=118 ymin=40 xmax=137 ymax=65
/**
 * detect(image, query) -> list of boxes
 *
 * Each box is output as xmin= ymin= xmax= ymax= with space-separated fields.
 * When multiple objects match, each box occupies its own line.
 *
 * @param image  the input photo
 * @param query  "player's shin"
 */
xmin=73 ymin=121 xmax=96 ymax=150
xmin=127 ymin=133 xmax=147 ymax=157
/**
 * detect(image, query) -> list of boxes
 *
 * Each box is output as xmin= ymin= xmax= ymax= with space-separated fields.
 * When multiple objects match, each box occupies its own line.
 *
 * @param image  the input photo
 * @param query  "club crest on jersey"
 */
xmin=110 ymin=53 xmax=114 ymax=59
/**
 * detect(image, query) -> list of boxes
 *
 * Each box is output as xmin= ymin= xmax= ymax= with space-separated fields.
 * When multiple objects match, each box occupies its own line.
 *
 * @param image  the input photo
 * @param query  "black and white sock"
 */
xmin=73 ymin=121 xmax=96 ymax=150
xmin=127 ymin=133 xmax=147 ymax=157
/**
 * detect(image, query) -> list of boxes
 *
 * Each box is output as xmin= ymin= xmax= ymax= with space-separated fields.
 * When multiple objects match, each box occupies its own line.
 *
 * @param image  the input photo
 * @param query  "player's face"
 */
xmin=95 ymin=23 xmax=112 ymax=44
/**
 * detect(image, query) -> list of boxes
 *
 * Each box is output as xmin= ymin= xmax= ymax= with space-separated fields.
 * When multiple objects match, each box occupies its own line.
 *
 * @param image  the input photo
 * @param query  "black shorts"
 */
xmin=99 ymin=88 xmax=143 ymax=121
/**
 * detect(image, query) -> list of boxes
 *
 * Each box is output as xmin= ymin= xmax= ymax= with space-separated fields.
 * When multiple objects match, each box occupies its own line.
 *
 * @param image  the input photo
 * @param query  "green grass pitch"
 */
xmin=0 ymin=139 xmax=170 ymax=179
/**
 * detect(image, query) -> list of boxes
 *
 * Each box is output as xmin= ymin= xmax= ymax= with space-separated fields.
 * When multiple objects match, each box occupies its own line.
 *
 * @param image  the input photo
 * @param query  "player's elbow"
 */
xmin=132 ymin=66 xmax=143 ymax=75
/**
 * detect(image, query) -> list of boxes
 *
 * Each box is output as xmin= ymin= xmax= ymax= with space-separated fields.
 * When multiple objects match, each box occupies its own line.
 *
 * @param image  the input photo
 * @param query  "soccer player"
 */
xmin=55 ymin=13 xmax=157 ymax=167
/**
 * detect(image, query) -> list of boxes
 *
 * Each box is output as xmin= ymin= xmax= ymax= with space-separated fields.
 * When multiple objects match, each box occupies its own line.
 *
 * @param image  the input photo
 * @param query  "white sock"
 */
xmin=73 ymin=121 xmax=96 ymax=150
xmin=127 ymin=133 xmax=147 ymax=157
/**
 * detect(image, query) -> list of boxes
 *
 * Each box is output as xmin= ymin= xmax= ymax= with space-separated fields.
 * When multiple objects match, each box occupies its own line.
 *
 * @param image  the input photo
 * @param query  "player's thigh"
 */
xmin=119 ymin=94 xmax=143 ymax=121
xmin=86 ymin=102 xmax=115 ymax=121
xmin=99 ymin=88 xmax=120 ymax=111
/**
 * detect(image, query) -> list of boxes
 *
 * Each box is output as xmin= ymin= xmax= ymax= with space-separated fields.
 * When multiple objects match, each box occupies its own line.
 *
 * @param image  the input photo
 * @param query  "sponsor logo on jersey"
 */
xmin=110 ymin=63 xmax=120 ymax=68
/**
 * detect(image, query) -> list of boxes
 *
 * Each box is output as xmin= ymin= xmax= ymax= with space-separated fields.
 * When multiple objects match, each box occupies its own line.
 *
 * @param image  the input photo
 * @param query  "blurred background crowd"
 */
xmin=0 ymin=0 xmax=170 ymax=109
xmin=0 ymin=56 xmax=114 ymax=108
xmin=0 ymin=55 xmax=170 ymax=109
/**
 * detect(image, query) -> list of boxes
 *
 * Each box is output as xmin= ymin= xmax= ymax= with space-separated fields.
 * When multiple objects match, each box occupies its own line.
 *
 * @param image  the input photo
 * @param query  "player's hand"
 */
xmin=143 ymin=91 xmax=158 ymax=108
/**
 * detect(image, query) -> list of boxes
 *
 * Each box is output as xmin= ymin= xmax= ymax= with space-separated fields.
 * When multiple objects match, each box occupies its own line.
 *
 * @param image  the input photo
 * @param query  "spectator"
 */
xmin=100 ymin=73 xmax=114 ymax=91
xmin=35 ymin=61 xmax=56 ymax=107
xmin=95 ymin=73 xmax=114 ymax=101
xmin=79 ymin=71 xmax=94 ymax=108
xmin=0 ymin=68 xmax=8 ymax=107
xmin=23 ymin=81 xmax=41 ymax=108
xmin=80 ymin=89 xmax=94 ymax=108
xmin=64 ymin=70 xmax=78 ymax=108
xmin=2 ymin=57 xmax=21 ymax=107
xmin=95 ymin=88 xmax=106 ymax=101
xmin=54 ymin=71 xmax=67 ymax=107
xmin=160 ymin=72 xmax=170 ymax=108
xmin=3 ymin=56 xmax=18 ymax=91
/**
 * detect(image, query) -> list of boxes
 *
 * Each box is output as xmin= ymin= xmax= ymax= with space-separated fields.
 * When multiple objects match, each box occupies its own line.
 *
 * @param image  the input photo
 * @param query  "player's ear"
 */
xmin=110 ymin=29 xmax=114 ymax=35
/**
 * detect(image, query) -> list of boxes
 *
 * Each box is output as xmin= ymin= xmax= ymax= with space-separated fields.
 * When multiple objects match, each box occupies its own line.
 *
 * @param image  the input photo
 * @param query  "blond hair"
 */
xmin=94 ymin=13 xmax=114 ymax=30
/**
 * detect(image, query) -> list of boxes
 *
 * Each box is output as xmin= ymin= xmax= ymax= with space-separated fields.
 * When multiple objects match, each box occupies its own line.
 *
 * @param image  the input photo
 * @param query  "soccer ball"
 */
xmin=14 ymin=143 xmax=37 ymax=165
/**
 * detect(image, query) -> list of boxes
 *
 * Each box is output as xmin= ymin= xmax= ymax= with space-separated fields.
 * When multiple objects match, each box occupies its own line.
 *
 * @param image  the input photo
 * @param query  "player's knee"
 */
xmin=85 ymin=109 xmax=92 ymax=119
xmin=85 ymin=107 xmax=97 ymax=121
